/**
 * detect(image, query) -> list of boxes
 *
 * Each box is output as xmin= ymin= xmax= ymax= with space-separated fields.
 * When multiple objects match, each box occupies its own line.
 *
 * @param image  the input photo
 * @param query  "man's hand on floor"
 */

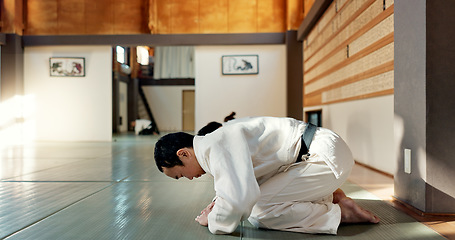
xmin=195 ymin=201 xmax=215 ymax=226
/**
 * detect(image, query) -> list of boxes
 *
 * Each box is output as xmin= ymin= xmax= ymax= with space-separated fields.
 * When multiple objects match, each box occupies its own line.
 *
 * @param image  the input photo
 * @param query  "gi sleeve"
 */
xmin=206 ymin=133 xmax=261 ymax=234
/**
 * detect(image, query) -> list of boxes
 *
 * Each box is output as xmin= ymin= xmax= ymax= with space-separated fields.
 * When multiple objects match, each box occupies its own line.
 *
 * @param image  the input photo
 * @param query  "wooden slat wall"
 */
xmin=303 ymin=0 xmax=394 ymax=107
xmin=22 ymin=0 xmax=304 ymax=35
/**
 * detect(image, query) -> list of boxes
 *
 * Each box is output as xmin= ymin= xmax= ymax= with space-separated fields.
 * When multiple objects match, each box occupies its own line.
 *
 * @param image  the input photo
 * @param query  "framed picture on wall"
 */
xmin=222 ymin=55 xmax=259 ymax=75
xmin=50 ymin=57 xmax=85 ymax=77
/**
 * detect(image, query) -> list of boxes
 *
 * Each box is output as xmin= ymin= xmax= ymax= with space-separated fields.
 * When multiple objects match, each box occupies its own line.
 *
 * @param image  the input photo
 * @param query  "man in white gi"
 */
xmin=154 ymin=116 xmax=379 ymax=235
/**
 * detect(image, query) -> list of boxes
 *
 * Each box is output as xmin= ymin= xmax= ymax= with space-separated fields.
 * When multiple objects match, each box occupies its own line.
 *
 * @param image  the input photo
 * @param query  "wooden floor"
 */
xmin=348 ymin=164 xmax=455 ymax=240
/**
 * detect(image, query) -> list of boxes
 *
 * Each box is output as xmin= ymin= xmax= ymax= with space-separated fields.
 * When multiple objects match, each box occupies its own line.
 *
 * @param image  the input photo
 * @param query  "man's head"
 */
xmin=154 ymin=132 xmax=205 ymax=180
xmin=154 ymin=132 xmax=194 ymax=172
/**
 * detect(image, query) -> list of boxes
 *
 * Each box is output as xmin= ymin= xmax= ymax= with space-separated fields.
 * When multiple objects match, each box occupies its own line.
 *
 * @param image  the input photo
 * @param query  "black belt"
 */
xmin=296 ymin=123 xmax=317 ymax=163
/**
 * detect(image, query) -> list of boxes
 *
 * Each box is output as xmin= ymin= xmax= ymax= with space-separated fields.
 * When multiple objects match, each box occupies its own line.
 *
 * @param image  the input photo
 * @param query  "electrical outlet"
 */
xmin=404 ymin=149 xmax=411 ymax=174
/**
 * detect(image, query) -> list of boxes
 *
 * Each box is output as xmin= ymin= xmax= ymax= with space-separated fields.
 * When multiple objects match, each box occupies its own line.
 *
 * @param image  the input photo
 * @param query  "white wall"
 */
xmin=305 ymin=95 xmax=395 ymax=175
xmin=24 ymin=46 xmax=112 ymax=141
xmin=143 ymin=85 xmax=195 ymax=132
xmin=195 ymin=45 xmax=287 ymax=131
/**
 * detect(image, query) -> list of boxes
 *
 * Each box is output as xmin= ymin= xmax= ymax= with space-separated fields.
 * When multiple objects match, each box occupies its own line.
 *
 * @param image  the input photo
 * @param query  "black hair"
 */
xmin=224 ymin=112 xmax=236 ymax=122
xmin=197 ymin=121 xmax=222 ymax=136
xmin=154 ymin=132 xmax=195 ymax=172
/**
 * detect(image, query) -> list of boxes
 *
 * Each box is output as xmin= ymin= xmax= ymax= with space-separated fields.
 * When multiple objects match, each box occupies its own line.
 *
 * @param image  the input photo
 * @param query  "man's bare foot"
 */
xmin=338 ymin=197 xmax=380 ymax=224
xmin=333 ymin=188 xmax=347 ymax=204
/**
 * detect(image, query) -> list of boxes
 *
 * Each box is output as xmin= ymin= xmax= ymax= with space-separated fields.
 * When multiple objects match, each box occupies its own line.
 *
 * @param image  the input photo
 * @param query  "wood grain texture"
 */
xmin=25 ymin=0 xmax=58 ymax=35
xmin=58 ymin=0 xmax=85 ymax=35
xmin=286 ymin=0 xmax=304 ymax=30
xmin=257 ymin=0 xmax=286 ymax=33
xmin=199 ymin=0 xmax=228 ymax=33
xmin=113 ymin=0 xmax=148 ymax=34
xmin=1 ymin=0 xmax=24 ymax=34
xmin=228 ymin=0 xmax=257 ymax=33
xmin=171 ymin=0 xmax=199 ymax=33
xmin=18 ymin=0 xmax=296 ymax=35
xmin=86 ymin=0 xmax=115 ymax=34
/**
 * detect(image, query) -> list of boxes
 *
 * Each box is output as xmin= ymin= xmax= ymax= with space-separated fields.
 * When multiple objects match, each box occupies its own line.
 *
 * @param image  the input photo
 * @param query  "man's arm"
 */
xmin=204 ymin=132 xmax=261 ymax=234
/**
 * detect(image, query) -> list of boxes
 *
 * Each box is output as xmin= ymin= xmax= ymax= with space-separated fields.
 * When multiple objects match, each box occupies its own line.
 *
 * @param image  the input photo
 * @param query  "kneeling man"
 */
xmin=154 ymin=117 xmax=379 ymax=235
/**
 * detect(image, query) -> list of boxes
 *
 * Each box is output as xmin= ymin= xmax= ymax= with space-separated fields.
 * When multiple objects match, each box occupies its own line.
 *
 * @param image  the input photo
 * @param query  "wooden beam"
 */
xmin=22 ymin=33 xmax=285 ymax=46
xmin=286 ymin=30 xmax=303 ymax=120
xmin=139 ymin=78 xmax=194 ymax=86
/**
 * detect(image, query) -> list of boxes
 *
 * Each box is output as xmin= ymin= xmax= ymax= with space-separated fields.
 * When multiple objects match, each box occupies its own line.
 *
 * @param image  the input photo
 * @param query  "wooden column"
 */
xmin=286 ymin=30 xmax=303 ymax=120
xmin=1 ymin=34 xmax=24 ymax=101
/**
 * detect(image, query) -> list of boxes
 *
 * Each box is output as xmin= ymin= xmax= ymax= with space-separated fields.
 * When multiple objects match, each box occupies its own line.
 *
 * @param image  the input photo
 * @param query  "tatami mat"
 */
xmin=242 ymin=182 xmax=446 ymax=240
xmin=5 ymin=182 xmax=234 ymax=240
xmin=0 ymin=135 xmax=446 ymax=239
xmin=0 ymin=182 xmax=111 ymax=238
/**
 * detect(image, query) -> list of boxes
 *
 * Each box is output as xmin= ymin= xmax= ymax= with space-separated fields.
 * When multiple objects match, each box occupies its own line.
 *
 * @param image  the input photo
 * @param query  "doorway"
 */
xmin=182 ymin=90 xmax=195 ymax=131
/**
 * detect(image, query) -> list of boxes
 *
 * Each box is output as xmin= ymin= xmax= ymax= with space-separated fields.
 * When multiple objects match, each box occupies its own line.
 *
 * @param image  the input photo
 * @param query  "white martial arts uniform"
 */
xmin=193 ymin=117 xmax=354 ymax=235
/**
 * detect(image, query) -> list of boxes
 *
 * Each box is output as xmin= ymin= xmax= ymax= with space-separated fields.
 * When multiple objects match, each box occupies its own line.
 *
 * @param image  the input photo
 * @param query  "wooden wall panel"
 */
xmin=303 ymin=0 xmax=395 ymax=107
xmin=113 ymin=0 xmax=148 ymax=34
xmin=171 ymin=0 xmax=199 ymax=33
xmin=26 ymin=0 xmax=58 ymax=35
xmin=304 ymin=0 xmax=387 ymax=73
xmin=20 ymin=0 xmax=296 ymax=35
xmin=303 ymin=92 xmax=321 ymax=107
xmin=322 ymin=70 xmax=393 ymax=103
xmin=286 ymin=0 xmax=304 ymax=30
xmin=86 ymin=0 xmax=114 ymax=34
xmin=305 ymin=48 xmax=346 ymax=84
xmin=385 ymin=0 xmax=394 ymax=9
xmin=304 ymin=0 xmax=377 ymax=62
xmin=305 ymin=42 xmax=394 ymax=94
xmin=228 ymin=0 xmax=257 ymax=33
xmin=349 ymin=14 xmax=393 ymax=56
xmin=305 ymin=1 xmax=392 ymax=80
xmin=15 ymin=0 xmax=24 ymax=33
xmin=154 ymin=0 xmax=171 ymax=34
xmin=1 ymin=0 xmax=24 ymax=34
xmin=257 ymin=0 xmax=286 ymax=33
xmin=25 ymin=0 xmax=148 ymax=35
xmin=58 ymin=0 xmax=85 ymax=35
xmin=303 ymin=0 xmax=342 ymax=53
xmin=199 ymin=0 xmax=228 ymax=33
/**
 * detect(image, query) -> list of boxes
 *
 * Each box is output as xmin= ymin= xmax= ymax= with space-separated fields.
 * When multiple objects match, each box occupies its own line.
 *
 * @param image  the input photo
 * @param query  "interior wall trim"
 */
xmin=22 ymin=33 xmax=285 ymax=46
xmin=139 ymin=78 xmax=195 ymax=86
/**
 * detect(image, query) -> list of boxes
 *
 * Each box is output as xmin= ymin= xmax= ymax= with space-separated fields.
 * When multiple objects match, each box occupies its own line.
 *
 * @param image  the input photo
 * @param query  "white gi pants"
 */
xmin=248 ymin=128 xmax=354 ymax=235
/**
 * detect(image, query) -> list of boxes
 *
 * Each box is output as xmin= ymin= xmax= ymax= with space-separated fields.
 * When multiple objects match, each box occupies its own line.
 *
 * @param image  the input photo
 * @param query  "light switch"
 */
xmin=404 ymin=149 xmax=411 ymax=174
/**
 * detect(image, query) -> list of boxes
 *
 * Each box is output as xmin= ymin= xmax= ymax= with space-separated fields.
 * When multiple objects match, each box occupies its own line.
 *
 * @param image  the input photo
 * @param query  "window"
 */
xmin=116 ymin=46 xmax=126 ymax=64
xmin=136 ymin=46 xmax=150 ymax=65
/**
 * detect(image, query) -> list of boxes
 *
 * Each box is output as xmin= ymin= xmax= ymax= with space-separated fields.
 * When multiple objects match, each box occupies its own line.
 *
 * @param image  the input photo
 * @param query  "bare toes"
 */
xmin=338 ymin=198 xmax=380 ymax=224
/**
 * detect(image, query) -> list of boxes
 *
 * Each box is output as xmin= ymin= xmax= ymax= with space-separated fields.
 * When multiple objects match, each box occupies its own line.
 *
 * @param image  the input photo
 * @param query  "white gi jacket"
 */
xmin=193 ymin=117 xmax=351 ymax=234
